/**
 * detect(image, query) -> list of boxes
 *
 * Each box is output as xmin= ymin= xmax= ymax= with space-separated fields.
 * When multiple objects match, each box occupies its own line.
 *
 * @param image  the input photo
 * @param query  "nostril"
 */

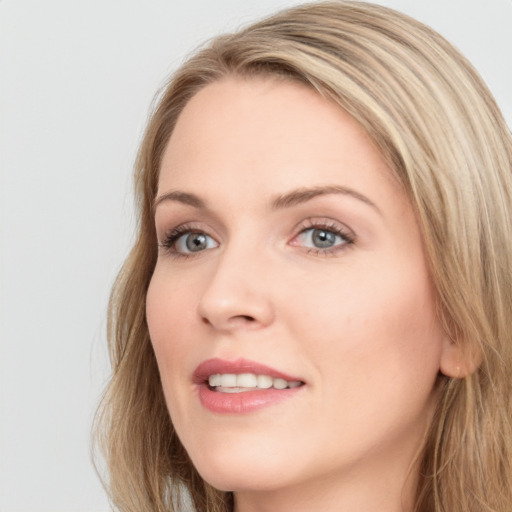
xmin=200 ymin=314 xmax=255 ymax=326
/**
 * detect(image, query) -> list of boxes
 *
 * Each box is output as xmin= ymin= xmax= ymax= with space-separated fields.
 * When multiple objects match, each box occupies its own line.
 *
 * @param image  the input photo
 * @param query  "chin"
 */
xmin=200 ymin=469 xmax=291 ymax=494
xmin=188 ymin=444 xmax=297 ymax=493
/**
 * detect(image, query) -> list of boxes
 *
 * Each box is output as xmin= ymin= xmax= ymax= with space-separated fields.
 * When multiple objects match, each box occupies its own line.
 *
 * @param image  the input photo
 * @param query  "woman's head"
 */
xmin=148 ymin=75 xmax=450 ymax=510
xmin=96 ymin=2 xmax=512 ymax=511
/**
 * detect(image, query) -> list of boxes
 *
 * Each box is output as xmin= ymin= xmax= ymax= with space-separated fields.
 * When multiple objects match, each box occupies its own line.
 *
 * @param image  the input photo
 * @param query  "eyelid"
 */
xmin=157 ymin=217 xmax=355 ymax=258
xmin=289 ymin=217 xmax=356 ymax=254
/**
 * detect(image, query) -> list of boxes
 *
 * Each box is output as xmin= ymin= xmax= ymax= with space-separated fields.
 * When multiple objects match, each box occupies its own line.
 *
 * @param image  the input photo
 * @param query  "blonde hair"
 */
xmin=94 ymin=2 xmax=512 ymax=511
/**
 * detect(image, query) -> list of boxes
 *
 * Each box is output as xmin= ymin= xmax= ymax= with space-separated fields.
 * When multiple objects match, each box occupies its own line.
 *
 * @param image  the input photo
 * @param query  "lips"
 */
xmin=193 ymin=358 xmax=305 ymax=413
xmin=193 ymin=358 xmax=302 ymax=383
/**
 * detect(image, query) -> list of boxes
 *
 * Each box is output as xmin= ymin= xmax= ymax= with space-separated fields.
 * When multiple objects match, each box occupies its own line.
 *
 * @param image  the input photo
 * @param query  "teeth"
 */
xmin=256 ymin=374 xmax=272 ymax=389
xmin=237 ymin=373 xmax=257 ymax=387
xmin=209 ymin=374 xmax=221 ymax=387
xmin=220 ymin=374 xmax=237 ymax=387
xmin=273 ymin=378 xmax=288 ymax=389
xmin=208 ymin=373 xmax=302 ymax=391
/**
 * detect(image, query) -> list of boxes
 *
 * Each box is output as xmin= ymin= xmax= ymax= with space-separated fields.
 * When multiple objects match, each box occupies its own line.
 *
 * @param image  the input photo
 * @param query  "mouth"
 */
xmin=208 ymin=372 xmax=302 ymax=393
xmin=193 ymin=358 xmax=305 ymax=413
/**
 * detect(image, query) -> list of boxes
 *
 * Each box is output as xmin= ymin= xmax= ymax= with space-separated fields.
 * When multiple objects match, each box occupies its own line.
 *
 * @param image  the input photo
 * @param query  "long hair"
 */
xmin=94 ymin=2 xmax=512 ymax=511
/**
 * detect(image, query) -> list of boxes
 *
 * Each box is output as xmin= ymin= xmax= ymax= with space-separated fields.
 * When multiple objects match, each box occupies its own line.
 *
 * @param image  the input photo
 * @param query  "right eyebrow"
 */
xmin=153 ymin=190 xmax=206 ymax=212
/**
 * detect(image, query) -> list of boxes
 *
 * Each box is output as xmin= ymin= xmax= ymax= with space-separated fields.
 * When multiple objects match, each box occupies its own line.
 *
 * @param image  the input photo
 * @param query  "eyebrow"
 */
xmin=153 ymin=184 xmax=380 ymax=215
xmin=271 ymin=185 xmax=380 ymax=213
xmin=153 ymin=190 xmax=206 ymax=211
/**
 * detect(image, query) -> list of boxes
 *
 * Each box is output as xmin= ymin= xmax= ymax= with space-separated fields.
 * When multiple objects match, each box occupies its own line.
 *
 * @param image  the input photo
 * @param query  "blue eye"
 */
xmin=296 ymin=226 xmax=352 ymax=252
xmin=175 ymin=232 xmax=217 ymax=253
xmin=161 ymin=228 xmax=218 ymax=256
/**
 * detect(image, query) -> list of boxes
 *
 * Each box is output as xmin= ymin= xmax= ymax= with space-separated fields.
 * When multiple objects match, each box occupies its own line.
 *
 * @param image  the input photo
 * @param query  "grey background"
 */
xmin=1 ymin=1 xmax=511 ymax=510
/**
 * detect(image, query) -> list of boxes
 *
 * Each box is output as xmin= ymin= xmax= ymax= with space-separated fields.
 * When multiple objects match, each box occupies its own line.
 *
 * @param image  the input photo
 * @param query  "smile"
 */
xmin=208 ymin=373 xmax=303 ymax=392
xmin=194 ymin=358 xmax=305 ymax=413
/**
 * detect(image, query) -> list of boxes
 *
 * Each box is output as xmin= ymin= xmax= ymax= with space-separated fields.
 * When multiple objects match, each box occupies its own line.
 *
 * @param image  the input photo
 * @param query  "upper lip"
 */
xmin=193 ymin=358 xmax=303 ymax=384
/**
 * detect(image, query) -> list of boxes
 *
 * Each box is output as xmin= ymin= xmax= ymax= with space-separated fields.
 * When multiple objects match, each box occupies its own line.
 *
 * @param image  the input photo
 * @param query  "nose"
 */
xmin=197 ymin=244 xmax=275 ymax=332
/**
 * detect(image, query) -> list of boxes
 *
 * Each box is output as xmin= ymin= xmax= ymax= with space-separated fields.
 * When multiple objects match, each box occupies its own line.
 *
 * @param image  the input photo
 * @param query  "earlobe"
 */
xmin=439 ymin=336 xmax=482 ymax=378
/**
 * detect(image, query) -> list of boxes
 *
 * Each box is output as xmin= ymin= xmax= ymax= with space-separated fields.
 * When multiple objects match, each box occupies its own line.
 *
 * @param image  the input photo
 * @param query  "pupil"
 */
xmin=186 ymin=233 xmax=207 ymax=251
xmin=312 ymin=229 xmax=335 ymax=248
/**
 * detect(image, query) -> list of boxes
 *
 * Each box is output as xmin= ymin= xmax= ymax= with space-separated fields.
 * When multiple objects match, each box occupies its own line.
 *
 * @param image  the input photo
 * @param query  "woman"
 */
xmin=95 ymin=2 xmax=512 ymax=511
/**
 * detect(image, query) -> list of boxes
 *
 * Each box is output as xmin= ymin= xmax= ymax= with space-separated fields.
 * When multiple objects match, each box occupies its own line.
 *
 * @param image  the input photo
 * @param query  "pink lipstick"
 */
xmin=193 ymin=358 xmax=304 ymax=414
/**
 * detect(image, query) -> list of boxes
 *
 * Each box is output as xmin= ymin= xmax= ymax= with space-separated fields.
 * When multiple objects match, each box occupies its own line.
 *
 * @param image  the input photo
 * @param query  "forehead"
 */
xmin=159 ymin=76 xmax=400 ymax=206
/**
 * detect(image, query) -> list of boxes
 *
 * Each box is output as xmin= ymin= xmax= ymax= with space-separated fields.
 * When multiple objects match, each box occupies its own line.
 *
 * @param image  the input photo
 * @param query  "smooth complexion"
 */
xmin=146 ymin=77 xmax=459 ymax=512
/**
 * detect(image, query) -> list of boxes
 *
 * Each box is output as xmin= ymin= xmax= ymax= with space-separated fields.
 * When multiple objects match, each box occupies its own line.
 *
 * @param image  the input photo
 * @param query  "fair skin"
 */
xmin=146 ymin=76 xmax=460 ymax=512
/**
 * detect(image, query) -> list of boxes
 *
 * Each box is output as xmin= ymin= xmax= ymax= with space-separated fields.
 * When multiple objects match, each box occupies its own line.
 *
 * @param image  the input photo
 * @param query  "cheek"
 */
xmin=286 ymin=256 xmax=444 ymax=389
xmin=146 ymin=269 xmax=206 ymax=437
xmin=146 ymin=268 xmax=197 ymax=380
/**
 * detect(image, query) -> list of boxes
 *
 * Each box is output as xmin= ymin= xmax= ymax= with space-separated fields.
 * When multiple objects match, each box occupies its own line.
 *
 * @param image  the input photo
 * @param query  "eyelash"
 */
xmin=159 ymin=223 xmax=210 ymax=259
xmin=158 ymin=219 xmax=355 ymax=259
xmin=294 ymin=219 xmax=355 ymax=256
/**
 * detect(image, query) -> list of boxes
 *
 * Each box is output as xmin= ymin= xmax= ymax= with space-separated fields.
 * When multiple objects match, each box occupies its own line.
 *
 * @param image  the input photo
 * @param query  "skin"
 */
xmin=146 ymin=76 xmax=458 ymax=512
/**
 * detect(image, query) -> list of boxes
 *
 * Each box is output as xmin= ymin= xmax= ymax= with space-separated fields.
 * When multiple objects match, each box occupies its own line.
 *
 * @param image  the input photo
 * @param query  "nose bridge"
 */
xmin=197 ymin=232 xmax=274 ymax=330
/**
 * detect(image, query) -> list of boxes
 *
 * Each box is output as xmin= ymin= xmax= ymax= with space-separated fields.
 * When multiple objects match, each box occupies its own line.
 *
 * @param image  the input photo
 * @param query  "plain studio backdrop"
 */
xmin=0 ymin=0 xmax=510 ymax=511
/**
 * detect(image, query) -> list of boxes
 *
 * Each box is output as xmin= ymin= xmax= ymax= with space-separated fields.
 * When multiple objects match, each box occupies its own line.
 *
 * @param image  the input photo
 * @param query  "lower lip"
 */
xmin=198 ymin=384 xmax=303 ymax=413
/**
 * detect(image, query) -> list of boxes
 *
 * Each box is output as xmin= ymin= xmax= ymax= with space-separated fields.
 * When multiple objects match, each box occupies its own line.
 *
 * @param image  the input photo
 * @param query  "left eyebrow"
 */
xmin=271 ymin=185 xmax=381 ymax=215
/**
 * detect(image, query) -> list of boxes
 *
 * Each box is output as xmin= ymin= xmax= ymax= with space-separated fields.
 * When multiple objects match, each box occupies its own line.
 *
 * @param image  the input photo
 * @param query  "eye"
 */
xmin=300 ymin=228 xmax=340 ymax=248
xmin=291 ymin=221 xmax=354 ymax=254
xmin=160 ymin=225 xmax=219 ymax=257
xmin=175 ymin=232 xmax=217 ymax=253
xmin=297 ymin=227 xmax=346 ymax=249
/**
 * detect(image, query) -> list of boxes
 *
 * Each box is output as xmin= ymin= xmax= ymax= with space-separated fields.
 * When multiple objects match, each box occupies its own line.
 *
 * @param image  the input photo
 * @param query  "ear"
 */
xmin=439 ymin=336 xmax=482 ymax=378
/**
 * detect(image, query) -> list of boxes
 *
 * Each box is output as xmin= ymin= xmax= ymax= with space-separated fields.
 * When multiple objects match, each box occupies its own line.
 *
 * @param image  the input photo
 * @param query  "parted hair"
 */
xmin=94 ymin=2 xmax=512 ymax=511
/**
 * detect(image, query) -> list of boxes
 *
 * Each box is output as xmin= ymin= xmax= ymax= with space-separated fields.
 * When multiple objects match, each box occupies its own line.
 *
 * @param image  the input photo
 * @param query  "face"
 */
xmin=147 ymin=77 xmax=450 ymax=506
